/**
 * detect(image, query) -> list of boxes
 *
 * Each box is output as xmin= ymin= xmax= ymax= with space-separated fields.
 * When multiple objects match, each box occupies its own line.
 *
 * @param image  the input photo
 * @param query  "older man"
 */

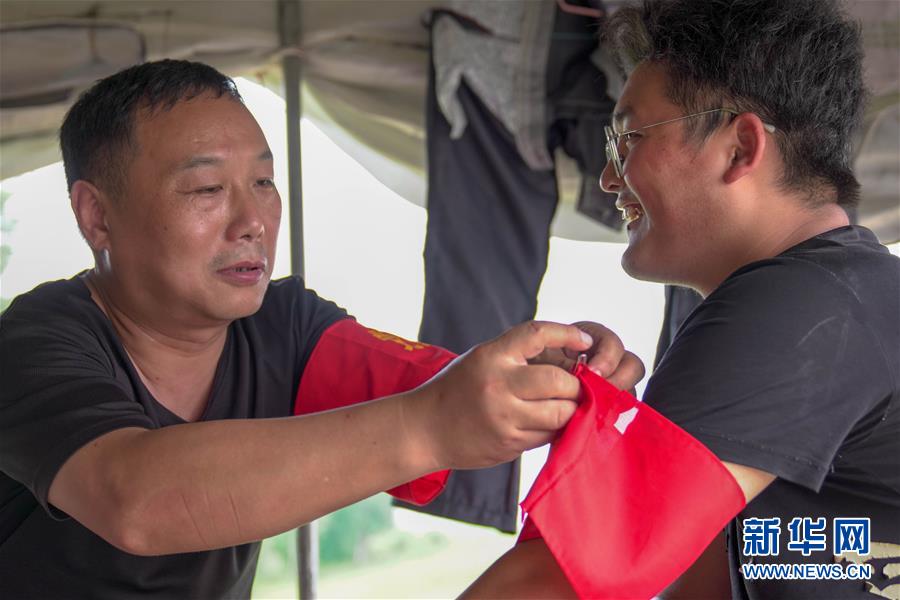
xmin=0 ymin=60 xmax=643 ymax=598
xmin=465 ymin=1 xmax=899 ymax=598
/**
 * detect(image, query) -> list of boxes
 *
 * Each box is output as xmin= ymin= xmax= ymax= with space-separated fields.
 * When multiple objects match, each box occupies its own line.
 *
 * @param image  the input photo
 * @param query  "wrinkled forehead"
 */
xmin=132 ymin=94 xmax=269 ymax=167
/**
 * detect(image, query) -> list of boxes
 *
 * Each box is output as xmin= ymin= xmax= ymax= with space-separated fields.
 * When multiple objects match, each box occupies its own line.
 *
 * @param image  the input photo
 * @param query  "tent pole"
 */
xmin=279 ymin=0 xmax=315 ymax=598
xmin=281 ymin=0 xmax=305 ymax=279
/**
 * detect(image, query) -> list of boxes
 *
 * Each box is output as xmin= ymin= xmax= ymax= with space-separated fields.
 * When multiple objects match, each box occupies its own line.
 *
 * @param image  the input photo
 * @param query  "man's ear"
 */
xmin=70 ymin=180 xmax=111 ymax=252
xmin=722 ymin=113 xmax=768 ymax=185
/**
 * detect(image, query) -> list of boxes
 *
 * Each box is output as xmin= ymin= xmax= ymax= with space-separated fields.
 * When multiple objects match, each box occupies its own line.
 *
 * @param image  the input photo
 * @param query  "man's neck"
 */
xmin=83 ymin=271 xmax=228 ymax=421
xmin=696 ymin=201 xmax=850 ymax=297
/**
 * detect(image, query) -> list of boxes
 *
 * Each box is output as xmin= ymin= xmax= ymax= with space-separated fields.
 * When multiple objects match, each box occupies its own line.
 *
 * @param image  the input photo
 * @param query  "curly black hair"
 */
xmin=60 ymin=59 xmax=242 ymax=196
xmin=605 ymin=0 xmax=867 ymax=207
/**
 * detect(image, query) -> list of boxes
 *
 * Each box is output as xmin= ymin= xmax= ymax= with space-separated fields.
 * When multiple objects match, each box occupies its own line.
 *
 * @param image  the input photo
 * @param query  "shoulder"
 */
xmin=677 ymin=228 xmax=898 ymax=367
xmin=2 ymin=276 xmax=90 ymax=320
xmin=686 ymin=226 xmax=896 ymax=340
xmin=250 ymin=275 xmax=349 ymax=327
xmin=235 ymin=276 xmax=349 ymax=370
xmin=739 ymin=225 xmax=900 ymax=311
xmin=676 ymin=256 xmax=858 ymax=356
xmin=1 ymin=278 xmax=123 ymax=391
xmin=1 ymin=275 xmax=111 ymax=354
xmin=642 ymin=229 xmax=898 ymax=491
xmin=256 ymin=275 xmax=341 ymax=312
xmin=658 ymin=244 xmax=892 ymax=384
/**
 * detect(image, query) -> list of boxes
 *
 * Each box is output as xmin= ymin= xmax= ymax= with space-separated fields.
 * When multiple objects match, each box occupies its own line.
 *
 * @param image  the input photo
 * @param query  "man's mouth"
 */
xmin=220 ymin=262 xmax=265 ymax=273
xmin=620 ymin=204 xmax=644 ymax=226
xmin=216 ymin=260 xmax=268 ymax=285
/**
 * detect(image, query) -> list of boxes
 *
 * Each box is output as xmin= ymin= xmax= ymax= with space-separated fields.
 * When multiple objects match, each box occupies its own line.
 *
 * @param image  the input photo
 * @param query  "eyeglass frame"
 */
xmin=603 ymin=108 xmax=777 ymax=179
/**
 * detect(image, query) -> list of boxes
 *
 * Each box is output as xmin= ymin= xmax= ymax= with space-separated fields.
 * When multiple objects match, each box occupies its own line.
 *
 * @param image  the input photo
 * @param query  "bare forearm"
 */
xmin=461 ymin=540 xmax=576 ymax=599
xmin=660 ymin=531 xmax=731 ymax=599
xmin=50 ymin=320 xmax=603 ymax=556
xmin=51 ymin=390 xmax=436 ymax=555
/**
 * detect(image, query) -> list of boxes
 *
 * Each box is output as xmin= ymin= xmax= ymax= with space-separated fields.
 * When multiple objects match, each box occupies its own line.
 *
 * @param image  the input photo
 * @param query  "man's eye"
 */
xmin=622 ymin=132 xmax=641 ymax=145
xmin=256 ymin=178 xmax=275 ymax=188
xmin=195 ymin=185 xmax=223 ymax=195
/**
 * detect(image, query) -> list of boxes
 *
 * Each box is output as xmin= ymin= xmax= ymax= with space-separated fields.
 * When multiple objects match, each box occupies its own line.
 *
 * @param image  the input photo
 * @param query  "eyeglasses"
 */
xmin=604 ymin=108 xmax=777 ymax=179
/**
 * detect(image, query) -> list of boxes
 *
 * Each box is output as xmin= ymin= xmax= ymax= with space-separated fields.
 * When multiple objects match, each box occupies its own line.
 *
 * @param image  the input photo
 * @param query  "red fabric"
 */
xmin=294 ymin=318 xmax=455 ymax=505
xmin=518 ymin=365 xmax=746 ymax=599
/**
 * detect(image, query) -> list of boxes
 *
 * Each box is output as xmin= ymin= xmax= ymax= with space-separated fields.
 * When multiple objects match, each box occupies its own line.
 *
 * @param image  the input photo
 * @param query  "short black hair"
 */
xmin=60 ymin=59 xmax=242 ymax=195
xmin=605 ymin=0 xmax=867 ymax=207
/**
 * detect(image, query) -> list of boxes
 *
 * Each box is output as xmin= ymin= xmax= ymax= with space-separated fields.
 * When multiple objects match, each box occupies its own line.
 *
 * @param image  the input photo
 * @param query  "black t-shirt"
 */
xmin=0 ymin=274 xmax=347 ymax=599
xmin=644 ymin=226 xmax=900 ymax=599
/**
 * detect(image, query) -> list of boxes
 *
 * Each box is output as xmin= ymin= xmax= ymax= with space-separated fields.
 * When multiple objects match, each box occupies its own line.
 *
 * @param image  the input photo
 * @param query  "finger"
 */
xmin=542 ymin=347 xmax=585 ymax=371
xmin=499 ymin=321 xmax=593 ymax=363
xmin=527 ymin=348 xmax=570 ymax=370
xmin=562 ymin=347 xmax=582 ymax=360
xmin=605 ymin=351 xmax=646 ymax=392
xmin=606 ymin=352 xmax=646 ymax=392
xmin=572 ymin=321 xmax=626 ymax=377
xmin=509 ymin=364 xmax=581 ymax=401
xmin=513 ymin=398 xmax=579 ymax=432
xmin=548 ymin=354 xmax=577 ymax=371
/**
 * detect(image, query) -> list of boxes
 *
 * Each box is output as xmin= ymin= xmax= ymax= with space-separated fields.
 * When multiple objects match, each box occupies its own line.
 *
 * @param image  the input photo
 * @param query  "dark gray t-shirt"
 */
xmin=645 ymin=226 xmax=900 ymax=599
xmin=0 ymin=274 xmax=347 ymax=599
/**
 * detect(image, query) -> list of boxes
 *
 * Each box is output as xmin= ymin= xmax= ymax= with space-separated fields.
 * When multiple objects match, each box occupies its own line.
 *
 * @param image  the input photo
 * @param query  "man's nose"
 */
xmin=599 ymin=158 xmax=622 ymax=194
xmin=229 ymin=188 xmax=265 ymax=242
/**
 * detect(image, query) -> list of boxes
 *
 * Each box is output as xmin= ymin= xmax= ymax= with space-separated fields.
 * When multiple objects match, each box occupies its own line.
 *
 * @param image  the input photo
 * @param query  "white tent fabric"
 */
xmin=1 ymin=0 xmax=897 ymax=242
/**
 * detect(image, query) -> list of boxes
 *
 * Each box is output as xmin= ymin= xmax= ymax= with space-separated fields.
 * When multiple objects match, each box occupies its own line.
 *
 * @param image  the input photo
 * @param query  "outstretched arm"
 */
xmin=47 ymin=320 xmax=626 ymax=556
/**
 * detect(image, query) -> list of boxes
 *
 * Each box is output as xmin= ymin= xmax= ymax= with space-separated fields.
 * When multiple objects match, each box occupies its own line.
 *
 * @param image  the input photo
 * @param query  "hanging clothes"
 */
xmin=398 ymin=0 xmax=618 ymax=533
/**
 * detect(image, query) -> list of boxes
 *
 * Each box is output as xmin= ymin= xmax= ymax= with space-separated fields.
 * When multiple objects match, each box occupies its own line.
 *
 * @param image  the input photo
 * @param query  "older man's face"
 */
xmin=102 ymin=94 xmax=281 ymax=325
xmin=600 ymin=61 xmax=732 ymax=288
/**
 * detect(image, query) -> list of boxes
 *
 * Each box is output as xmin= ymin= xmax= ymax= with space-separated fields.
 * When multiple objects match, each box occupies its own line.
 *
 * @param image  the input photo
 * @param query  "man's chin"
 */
xmin=621 ymin=250 xmax=669 ymax=285
xmin=621 ymin=247 xmax=650 ymax=281
xmin=210 ymin=290 xmax=267 ymax=322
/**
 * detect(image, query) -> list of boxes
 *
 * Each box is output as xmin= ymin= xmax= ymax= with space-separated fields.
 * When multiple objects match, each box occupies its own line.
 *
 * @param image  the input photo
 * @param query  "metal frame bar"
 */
xmin=279 ymin=0 xmax=315 ymax=597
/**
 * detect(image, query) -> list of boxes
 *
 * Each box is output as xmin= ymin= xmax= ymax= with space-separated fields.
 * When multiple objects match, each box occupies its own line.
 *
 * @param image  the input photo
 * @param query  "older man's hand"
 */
xmin=407 ymin=320 xmax=641 ymax=471
xmin=529 ymin=321 xmax=645 ymax=395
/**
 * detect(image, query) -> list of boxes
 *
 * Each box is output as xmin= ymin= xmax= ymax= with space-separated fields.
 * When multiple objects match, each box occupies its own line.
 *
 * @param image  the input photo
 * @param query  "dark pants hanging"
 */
xmin=396 ymin=4 xmax=617 ymax=533
xmin=393 ymin=60 xmax=560 ymax=533
xmin=419 ymin=86 xmax=560 ymax=351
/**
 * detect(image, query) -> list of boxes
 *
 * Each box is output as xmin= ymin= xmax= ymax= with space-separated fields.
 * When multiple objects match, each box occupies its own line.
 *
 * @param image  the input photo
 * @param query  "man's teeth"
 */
xmin=234 ymin=267 xmax=256 ymax=272
xmin=621 ymin=205 xmax=644 ymax=224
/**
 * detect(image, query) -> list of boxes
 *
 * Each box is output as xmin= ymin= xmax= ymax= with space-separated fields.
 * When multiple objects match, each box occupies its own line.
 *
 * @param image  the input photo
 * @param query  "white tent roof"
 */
xmin=1 ymin=0 xmax=897 ymax=242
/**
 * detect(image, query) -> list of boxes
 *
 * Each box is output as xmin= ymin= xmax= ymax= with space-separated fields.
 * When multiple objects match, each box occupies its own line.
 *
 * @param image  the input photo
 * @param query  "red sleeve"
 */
xmin=518 ymin=366 xmax=746 ymax=599
xmin=294 ymin=318 xmax=456 ymax=505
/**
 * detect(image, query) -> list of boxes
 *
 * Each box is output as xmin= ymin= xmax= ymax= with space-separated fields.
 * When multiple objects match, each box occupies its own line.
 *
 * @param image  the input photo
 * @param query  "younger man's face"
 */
xmin=601 ymin=61 xmax=734 ymax=289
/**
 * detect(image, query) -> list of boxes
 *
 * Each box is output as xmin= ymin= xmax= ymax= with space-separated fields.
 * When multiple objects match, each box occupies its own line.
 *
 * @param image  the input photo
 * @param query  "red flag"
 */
xmin=295 ymin=318 xmax=455 ymax=505
xmin=519 ymin=365 xmax=746 ymax=599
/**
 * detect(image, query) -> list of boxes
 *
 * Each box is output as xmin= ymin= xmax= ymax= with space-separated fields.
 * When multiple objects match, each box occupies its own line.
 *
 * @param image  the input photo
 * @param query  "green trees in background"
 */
xmin=254 ymin=494 xmax=394 ymax=589
xmin=319 ymin=494 xmax=393 ymax=564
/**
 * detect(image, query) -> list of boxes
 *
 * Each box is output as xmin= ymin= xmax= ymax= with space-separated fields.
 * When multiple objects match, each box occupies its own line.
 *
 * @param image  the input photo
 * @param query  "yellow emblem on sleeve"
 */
xmin=366 ymin=328 xmax=428 ymax=352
